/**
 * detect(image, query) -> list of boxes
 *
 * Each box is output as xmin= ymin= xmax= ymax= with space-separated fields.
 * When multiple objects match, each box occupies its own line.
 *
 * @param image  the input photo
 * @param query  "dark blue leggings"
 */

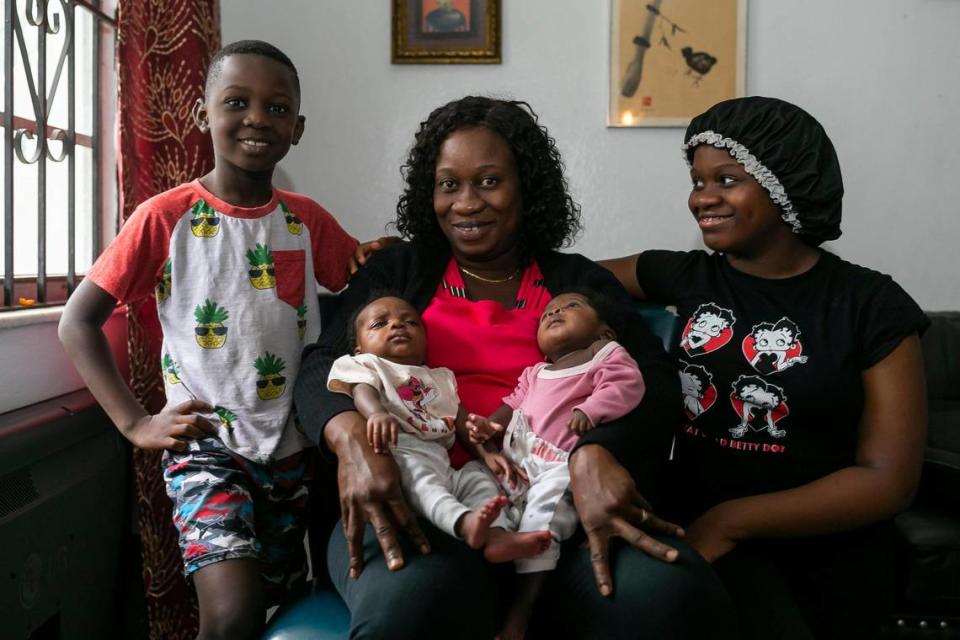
xmin=328 ymin=519 xmax=737 ymax=639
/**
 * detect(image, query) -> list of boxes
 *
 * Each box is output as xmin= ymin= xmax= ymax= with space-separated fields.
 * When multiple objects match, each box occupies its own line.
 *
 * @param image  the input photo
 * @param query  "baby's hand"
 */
xmin=567 ymin=409 xmax=594 ymax=436
xmin=466 ymin=413 xmax=503 ymax=444
xmin=366 ymin=412 xmax=400 ymax=454
xmin=482 ymin=452 xmax=528 ymax=491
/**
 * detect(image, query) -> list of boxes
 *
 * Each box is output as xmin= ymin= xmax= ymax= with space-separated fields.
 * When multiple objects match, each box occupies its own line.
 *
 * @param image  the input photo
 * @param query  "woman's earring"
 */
xmin=192 ymin=98 xmax=209 ymax=133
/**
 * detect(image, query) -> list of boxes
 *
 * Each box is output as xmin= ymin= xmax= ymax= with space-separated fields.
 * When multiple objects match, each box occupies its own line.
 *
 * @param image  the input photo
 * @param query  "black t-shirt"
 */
xmin=636 ymin=249 xmax=929 ymax=520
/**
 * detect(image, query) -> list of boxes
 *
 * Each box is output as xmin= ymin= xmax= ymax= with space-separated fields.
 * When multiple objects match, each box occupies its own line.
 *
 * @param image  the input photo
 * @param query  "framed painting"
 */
xmin=609 ymin=0 xmax=746 ymax=127
xmin=392 ymin=0 xmax=501 ymax=64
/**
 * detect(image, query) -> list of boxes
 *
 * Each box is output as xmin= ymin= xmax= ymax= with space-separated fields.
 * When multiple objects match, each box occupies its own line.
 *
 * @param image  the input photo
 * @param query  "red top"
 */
xmin=422 ymin=258 xmax=553 ymax=467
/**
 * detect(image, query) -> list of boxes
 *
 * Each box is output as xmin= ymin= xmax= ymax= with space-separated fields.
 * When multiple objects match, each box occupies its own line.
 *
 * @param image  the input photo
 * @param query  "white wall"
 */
xmin=222 ymin=0 xmax=960 ymax=310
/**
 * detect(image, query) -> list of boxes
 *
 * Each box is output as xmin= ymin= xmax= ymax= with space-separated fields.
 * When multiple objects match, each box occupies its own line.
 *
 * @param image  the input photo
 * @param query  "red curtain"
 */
xmin=116 ymin=2 xmax=220 ymax=638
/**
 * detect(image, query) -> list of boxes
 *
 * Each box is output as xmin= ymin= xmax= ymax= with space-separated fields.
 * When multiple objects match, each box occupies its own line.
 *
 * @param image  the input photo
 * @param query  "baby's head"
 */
xmin=683 ymin=96 xmax=843 ymax=249
xmin=195 ymin=40 xmax=305 ymax=173
xmin=537 ymin=289 xmax=623 ymax=362
xmin=350 ymin=295 xmax=427 ymax=366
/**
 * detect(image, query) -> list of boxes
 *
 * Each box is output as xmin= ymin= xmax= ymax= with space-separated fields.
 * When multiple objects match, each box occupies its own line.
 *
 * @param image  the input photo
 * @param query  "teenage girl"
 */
xmin=601 ymin=96 xmax=929 ymax=639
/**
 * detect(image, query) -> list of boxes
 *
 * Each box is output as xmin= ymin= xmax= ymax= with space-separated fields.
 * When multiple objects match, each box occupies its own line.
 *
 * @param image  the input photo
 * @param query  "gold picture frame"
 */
xmin=609 ymin=0 xmax=747 ymax=127
xmin=392 ymin=0 xmax=501 ymax=64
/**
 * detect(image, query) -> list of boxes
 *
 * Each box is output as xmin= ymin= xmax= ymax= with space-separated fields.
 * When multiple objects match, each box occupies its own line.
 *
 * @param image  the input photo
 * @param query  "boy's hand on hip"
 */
xmin=123 ymin=399 xmax=218 ymax=450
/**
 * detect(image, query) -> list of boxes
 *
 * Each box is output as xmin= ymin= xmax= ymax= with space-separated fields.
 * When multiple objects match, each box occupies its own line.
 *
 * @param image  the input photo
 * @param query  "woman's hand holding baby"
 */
xmin=327 ymin=412 xmax=431 ymax=577
xmin=570 ymin=445 xmax=684 ymax=597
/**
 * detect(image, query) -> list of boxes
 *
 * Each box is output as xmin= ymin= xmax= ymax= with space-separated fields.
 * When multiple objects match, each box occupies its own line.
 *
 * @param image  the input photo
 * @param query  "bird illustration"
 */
xmin=681 ymin=46 xmax=717 ymax=85
xmin=620 ymin=0 xmax=663 ymax=98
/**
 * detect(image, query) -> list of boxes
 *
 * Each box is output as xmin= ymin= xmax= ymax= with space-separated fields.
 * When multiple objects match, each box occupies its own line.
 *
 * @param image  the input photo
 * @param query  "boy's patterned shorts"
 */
xmin=162 ymin=437 xmax=313 ymax=604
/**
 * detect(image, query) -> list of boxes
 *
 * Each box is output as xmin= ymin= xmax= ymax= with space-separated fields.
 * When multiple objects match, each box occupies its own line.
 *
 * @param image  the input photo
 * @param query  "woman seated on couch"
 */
xmin=601 ymin=96 xmax=929 ymax=638
xmin=294 ymin=95 xmax=735 ymax=639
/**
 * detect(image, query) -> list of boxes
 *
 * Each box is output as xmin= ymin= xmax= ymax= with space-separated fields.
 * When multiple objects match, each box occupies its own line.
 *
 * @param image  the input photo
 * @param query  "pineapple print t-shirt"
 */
xmin=86 ymin=180 xmax=358 ymax=463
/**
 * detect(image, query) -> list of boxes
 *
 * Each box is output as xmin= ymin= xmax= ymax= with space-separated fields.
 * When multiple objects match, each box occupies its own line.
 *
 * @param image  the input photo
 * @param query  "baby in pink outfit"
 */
xmin=467 ymin=289 xmax=646 ymax=640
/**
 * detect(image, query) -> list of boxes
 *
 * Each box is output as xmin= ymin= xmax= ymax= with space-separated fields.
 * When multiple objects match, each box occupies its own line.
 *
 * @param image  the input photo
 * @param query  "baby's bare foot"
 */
xmin=459 ymin=495 xmax=508 ymax=549
xmin=484 ymin=529 xmax=552 ymax=563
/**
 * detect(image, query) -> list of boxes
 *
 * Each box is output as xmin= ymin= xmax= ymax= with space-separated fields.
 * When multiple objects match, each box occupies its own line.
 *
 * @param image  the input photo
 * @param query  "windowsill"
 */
xmin=0 ymin=305 xmax=65 ymax=329
xmin=0 ymin=305 xmax=128 ymax=414
xmin=0 ymin=302 xmax=128 ymax=330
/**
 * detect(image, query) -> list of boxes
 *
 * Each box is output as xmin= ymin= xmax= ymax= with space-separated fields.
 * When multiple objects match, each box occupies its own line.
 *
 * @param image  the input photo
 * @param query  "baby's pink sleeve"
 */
xmin=502 ymin=364 xmax=536 ymax=409
xmin=574 ymin=345 xmax=645 ymax=427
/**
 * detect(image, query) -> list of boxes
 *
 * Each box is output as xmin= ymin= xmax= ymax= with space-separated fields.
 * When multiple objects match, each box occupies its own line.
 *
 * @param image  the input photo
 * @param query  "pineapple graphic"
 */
xmin=189 ymin=199 xmax=220 ymax=238
xmin=296 ymin=303 xmax=307 ymax=339
xmin=155 ymin=258 xmax=172 ymax=303
xmin=281 ymin=200 xmax=303 ymax=235
xmin=246 ymin=243 xmax=276 ymax=290
xmin=254 ymin=352 xmax=287 ymax=400
xmin=194 ymin=300 xmax=229 ymax=349
xmin=214 ymin=406 xmax=238 ymax=430
xmin=161 ymin=354 xmax=181 ymax=385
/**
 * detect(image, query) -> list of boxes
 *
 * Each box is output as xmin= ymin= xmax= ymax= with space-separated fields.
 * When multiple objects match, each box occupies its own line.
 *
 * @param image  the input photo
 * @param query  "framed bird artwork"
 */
xmin=609 ymin=0 xmax=746 ymax=127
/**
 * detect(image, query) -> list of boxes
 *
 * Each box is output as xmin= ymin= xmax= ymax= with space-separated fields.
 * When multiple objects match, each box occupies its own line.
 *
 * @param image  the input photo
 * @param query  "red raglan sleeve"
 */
xmin=84 ymin=196 xmax=181 ymax=304
xmin=285 ymin=193 xmax=359 ymax=293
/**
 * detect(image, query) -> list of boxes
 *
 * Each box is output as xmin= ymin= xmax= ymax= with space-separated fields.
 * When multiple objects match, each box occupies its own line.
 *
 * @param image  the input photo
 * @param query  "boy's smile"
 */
xmin=200 ymin=53 xmax=305 ymax=187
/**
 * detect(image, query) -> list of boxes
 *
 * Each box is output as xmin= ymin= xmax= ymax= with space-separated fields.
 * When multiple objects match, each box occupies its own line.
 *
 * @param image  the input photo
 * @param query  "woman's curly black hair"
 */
xmin=396 ymin=96 xmax=582 ymax=259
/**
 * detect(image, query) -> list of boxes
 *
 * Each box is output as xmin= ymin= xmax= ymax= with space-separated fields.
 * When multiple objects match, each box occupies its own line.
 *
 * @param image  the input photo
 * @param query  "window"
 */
xmin=1 ymin=0 xmax=116 ymax=310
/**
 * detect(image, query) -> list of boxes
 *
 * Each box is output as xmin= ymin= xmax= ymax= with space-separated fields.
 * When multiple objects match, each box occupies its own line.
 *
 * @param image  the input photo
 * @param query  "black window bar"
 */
xmin=2 ymin=0 xmax=115 ymax=309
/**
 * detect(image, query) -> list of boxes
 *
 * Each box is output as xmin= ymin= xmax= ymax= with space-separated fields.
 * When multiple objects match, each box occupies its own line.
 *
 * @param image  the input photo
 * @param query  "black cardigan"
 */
xmin=293 ymin=242 xmax=680 ymax=501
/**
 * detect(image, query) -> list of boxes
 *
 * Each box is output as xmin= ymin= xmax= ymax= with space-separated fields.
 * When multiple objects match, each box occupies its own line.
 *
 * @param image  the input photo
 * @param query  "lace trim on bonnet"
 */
xmin=682 ymin=130 xmax=802 ymax=233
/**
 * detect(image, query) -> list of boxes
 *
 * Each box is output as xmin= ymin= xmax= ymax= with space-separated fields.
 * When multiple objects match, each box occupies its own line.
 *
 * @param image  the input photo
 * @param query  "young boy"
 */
xmin=327 ymin=295 xmax=553 ymax=561
xmin=59 ymin=40 xmax=362 ymax=638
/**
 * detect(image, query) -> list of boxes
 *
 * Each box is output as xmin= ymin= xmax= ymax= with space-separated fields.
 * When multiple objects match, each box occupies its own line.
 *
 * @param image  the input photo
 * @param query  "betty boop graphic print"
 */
xmin=680 ymin=362 xmax=717 ymax=420
xmin=680 ymin=303 xmax=736 ymax=356
xmin=729 ymin=375 xmax=790 ymax=439
xmin=742 ymin=317 xmax=808 ymax=375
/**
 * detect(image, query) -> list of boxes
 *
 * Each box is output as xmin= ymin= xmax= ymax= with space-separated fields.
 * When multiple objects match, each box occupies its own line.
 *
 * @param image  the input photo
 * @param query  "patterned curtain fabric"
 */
xmin=116 ymin=2 xmax=220 ymax=638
